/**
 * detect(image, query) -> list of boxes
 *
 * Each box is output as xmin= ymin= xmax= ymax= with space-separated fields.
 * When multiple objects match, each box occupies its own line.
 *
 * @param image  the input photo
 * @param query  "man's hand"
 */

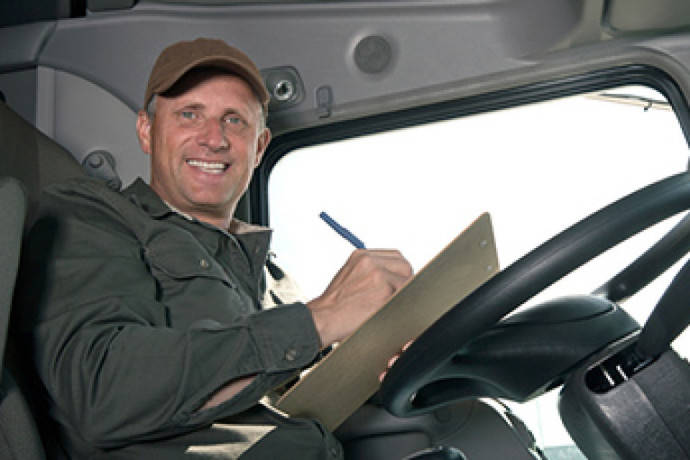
xmin=307 ymin=249 xmax=413 ymax=348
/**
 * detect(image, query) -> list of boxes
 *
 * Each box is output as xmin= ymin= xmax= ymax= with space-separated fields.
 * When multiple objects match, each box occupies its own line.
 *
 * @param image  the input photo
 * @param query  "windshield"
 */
xmin=268 ymin=84 xmax=689 ymax=457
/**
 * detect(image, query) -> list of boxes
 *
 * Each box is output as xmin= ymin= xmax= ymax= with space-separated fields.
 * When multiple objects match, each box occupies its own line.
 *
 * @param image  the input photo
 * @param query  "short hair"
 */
xmin=146 ymin=95 xmax=157 ymax=120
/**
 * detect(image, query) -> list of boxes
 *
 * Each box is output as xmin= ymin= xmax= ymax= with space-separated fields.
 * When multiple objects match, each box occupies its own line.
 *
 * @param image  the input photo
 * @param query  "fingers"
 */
xmin=402 ymin=339 xmax=414 ymax=351
xmin=308 ymin=249 xmax=413 ymax=347
xmin=347 ymin=249 xmax=414 ymax=292
xmin=378 ymin=355 xmax=398 ymax=383
xmin=350 ymin=249 xmax=414 ymax=278
xmin=378 ymin=339 xmax=415 ymax=383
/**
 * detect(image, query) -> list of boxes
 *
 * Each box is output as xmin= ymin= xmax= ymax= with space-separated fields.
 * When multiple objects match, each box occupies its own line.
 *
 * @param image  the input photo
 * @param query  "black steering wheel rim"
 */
xmin=380 ymin=172 xmax=690 ymax=417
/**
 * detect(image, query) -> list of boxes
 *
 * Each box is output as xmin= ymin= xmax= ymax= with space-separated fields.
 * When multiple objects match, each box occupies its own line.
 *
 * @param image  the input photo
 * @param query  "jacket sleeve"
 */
xmin=15 ymin=181 xmax=322 ymax=448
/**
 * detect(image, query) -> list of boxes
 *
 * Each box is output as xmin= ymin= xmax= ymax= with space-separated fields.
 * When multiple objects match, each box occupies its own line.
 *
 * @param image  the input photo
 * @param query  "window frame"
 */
xmin=250 ymin=65 xmax=690 ymax=226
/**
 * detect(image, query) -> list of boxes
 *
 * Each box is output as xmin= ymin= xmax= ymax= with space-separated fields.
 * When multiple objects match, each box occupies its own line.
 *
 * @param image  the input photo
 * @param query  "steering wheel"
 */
xmin=380 ymin=172 xmax=690 ymax=417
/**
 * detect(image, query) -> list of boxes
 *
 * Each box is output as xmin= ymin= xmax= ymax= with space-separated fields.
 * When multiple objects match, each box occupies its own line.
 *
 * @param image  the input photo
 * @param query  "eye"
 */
xmin=223 ymin=114 xmax=246 ymax=127
xmin=181 ymin=111 xmax=197 ymax=120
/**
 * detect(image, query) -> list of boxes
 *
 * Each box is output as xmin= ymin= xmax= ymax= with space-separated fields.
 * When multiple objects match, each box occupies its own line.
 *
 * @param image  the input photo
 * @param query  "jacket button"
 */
xmin=199 ymin=258 xmax=210 ymax=268
xmin=284 ymin=348 xmax=298 ymax=362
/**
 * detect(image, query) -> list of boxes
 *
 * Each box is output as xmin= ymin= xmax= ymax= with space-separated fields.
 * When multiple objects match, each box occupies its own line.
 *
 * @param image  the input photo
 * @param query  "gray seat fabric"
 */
xmin=0 ymin=370 xmax=46 ymax=460
xmin=0 ymin=178 xmax=25 ymax=377
xmin=0 ymin=177 xmax=45 ymax=460
xmin=0 ymin=101 xmax=84 ymax=226
xmin=0 ymin=102 xmax=84 ymax=459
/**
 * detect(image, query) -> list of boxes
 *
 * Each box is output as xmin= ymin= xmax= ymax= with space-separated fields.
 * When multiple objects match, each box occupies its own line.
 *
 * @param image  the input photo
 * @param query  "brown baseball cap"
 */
xmin=143 ymin=38 xmax=270 ymax=112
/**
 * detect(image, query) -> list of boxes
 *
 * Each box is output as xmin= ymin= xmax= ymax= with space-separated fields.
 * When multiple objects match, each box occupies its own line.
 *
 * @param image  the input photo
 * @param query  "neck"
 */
xmin=191 ymin=205 xmax=237 ymax=230
xmin=164 ymin=200 xmax=236 ymax=231
xmin=196 ymin=213 xmax=234 ymax=230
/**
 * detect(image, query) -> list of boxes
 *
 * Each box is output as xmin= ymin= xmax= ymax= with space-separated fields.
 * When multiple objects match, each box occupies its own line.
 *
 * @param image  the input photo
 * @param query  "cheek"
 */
xmin=230 ymin=136 xmax=260 ymax=169
xmin=154 ymin=134 xmax=188 ymax=167
xmin=246 ymin=137 xmax=262 ymax=167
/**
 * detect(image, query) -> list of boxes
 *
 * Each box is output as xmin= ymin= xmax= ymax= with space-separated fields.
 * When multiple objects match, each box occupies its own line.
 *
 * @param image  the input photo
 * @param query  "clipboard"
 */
xmin=276 ymin=212 xmax=499 ymax=431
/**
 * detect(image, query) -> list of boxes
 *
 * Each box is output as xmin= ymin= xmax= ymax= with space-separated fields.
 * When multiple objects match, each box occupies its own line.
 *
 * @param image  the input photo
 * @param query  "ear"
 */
xmin=254 ymin=127 xmax=272 ymax=168
xmin=136 ymin=110 xmax=153 ymax=155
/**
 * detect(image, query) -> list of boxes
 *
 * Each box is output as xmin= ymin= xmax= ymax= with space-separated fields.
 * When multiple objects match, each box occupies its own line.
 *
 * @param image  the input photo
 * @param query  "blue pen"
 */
xmin=319 ymin=212 xmax=367 ymax=249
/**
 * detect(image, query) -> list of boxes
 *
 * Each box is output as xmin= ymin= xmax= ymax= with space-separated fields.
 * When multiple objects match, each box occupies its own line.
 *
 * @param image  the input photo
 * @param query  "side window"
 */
xmin=268 ymin=84 xmax=689 ymax=456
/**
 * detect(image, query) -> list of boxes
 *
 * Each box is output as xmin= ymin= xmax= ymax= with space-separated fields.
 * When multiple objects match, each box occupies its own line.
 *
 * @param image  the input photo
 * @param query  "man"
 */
xmin=16 ymin=38 xmax=412 ymax=459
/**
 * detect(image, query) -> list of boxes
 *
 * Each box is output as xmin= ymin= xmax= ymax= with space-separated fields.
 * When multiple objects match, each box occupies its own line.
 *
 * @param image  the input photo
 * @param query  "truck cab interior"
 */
xmin=1 ymin=1 xmax=689 ymax=459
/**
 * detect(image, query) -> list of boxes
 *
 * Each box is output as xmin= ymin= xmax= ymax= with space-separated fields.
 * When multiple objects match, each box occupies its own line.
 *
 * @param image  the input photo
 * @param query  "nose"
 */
xmin=199 ymin=119 xmax=229 ymax=151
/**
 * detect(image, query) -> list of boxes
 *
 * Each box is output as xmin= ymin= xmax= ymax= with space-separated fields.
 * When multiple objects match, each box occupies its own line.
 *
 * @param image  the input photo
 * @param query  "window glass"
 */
xmin=268 ymin=85 xmax=689 ymax=456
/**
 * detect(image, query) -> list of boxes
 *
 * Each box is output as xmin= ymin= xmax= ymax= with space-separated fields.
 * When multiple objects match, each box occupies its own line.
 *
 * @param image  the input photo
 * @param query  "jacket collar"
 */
xmin=123 ymin=178 xmax=271 ymax=236
xmin=123 ymin=178 xmax=171 ymax=218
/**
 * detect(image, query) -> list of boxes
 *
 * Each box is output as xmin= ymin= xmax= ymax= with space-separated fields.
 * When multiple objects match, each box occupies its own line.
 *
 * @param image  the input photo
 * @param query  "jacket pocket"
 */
xmin=142 ymin=228 xmax=233 ymax=287
xmin=145 ymin=246 xmax=233 ymax=285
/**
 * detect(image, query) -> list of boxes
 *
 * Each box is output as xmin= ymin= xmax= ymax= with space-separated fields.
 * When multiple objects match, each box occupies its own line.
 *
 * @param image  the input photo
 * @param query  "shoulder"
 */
xmin=35 ymin=177 xmax=141 ymax=241
xmin=43 ymin=176 xmax=125 ymax=208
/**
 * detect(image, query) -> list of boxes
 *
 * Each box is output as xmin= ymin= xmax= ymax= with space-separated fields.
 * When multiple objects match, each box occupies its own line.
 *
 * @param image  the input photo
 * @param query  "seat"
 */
xmin=0 ymin=177 xmax=45 ymax=460
xmin=0 ymin=101 xmax=85 ymax=459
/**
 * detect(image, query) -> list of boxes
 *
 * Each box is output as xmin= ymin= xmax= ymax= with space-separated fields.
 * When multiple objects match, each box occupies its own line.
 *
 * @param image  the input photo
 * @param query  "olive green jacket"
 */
xmin=16 ymin=177 xmax=341 ymax=459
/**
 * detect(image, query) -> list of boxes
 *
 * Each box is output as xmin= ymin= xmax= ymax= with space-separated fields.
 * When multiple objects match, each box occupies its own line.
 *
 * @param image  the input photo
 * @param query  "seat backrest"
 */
xmin=0 ymin=102 xmax=83 ymax=459
xmin=0 ymin=102 xmax=85 ymax=226
xmin=0 ymin=177 xmax=46 ymax=460
xmin=0 ymin=178 xmax=24 ymax=377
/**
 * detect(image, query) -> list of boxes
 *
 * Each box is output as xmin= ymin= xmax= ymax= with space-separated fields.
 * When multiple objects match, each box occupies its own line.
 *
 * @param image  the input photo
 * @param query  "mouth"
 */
xmin=186 ymin=159 xmax=230 ymax=175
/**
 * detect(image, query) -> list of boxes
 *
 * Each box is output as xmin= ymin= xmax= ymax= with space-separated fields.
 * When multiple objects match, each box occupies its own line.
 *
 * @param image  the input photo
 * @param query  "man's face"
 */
xmin=137 ymin=70 xmax=270 ymax=227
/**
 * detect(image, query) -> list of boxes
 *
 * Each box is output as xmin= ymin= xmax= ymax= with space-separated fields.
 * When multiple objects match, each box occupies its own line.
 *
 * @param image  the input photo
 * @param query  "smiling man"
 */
xmin=138 ymin=64 xmax=271 ymax=230
xmin=17 ymin=38 xmax=413 ymax=459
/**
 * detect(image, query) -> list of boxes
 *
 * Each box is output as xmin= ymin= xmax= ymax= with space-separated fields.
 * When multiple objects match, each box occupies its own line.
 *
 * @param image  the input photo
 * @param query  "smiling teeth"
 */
xmin=187 ymin=160 xmax=227 ymax=173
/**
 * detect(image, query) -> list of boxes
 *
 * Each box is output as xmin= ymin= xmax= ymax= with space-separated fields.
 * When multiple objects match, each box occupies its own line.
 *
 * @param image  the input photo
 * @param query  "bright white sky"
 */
xmin=268 ymin=85 xmax=689 ymax=449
